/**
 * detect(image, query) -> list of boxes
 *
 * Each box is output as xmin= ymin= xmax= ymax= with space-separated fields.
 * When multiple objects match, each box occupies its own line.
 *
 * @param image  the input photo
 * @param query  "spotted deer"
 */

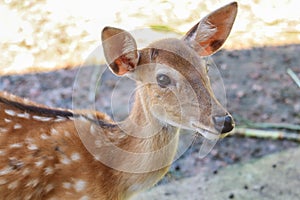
xmin=0 ymin=2 xmax=237 ymax=200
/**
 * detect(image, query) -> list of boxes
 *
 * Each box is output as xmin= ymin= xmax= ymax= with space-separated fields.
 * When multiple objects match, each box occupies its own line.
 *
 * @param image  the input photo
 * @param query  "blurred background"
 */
xmin=0 ymin=0 xmax=299 ymax=74
xmin=0 ymin=0 xmax=299 ymax=199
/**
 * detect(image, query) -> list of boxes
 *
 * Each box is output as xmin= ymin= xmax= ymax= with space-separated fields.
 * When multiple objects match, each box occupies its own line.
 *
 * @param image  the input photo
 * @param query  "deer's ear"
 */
xmin=102 ymin=27 xmax=139 ymax=76
xmin=183 ymin=2 xmax=237 ymax=56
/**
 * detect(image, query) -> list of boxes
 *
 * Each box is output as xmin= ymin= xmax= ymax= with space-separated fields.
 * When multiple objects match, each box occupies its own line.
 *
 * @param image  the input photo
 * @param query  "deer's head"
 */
xmin=102 ymin=2 xmax=237 ymax=140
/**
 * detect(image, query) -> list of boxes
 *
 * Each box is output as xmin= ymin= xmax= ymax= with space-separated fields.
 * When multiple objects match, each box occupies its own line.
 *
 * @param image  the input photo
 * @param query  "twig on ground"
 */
xmin=287 ymin=68 xmax=300 ymax=88
xmin=243 ymin=122 xmax=300 ymax=131
xmin=229 ymin=127 xmax=300 ymax=142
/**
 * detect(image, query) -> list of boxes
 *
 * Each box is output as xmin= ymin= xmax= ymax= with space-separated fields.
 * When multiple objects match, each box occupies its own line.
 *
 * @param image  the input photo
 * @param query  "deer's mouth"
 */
xmin=191 ymin=123 xmax=220 ymax=140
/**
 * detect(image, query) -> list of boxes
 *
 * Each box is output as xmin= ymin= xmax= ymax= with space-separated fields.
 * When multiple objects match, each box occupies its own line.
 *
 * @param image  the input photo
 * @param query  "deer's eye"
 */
xmin=156 ymin=74 xmax=171 ymax=88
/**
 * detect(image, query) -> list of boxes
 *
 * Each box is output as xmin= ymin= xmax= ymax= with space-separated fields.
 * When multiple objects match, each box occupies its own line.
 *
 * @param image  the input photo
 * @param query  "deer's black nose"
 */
xmin=213 ymin=114 xmax=234 ymax=133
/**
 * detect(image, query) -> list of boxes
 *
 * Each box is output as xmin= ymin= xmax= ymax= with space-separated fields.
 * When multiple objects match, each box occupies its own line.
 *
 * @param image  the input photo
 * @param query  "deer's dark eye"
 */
xmin=156 ymin=74 xmax=171 ymax=88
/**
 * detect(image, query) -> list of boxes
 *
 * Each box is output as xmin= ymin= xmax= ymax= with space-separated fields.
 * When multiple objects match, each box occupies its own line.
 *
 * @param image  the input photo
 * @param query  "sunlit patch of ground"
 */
xmin=0 ymin=0 xmax=299 ymax=74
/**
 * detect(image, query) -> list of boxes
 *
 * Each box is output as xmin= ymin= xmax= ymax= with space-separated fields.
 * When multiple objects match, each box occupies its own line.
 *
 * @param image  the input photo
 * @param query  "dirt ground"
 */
xmin=0 ymin=0 xmax=299 ymax=189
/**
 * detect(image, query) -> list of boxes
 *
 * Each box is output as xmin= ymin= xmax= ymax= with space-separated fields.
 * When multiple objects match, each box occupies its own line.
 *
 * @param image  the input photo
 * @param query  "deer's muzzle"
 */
xmin=212 ymin=114 xmax=234 ymax=134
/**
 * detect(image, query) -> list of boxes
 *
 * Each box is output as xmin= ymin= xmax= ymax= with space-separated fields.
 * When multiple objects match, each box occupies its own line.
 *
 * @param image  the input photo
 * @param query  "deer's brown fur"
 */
xmin=0 ymin=2 xmax=237 ymax=199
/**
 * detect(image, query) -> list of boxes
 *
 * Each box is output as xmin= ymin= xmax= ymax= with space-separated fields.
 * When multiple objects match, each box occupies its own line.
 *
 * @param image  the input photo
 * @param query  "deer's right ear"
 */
xmin=182 ymin=2 xmax=237 ymax=56
xmin=102 ymin=27 xmax=139 ymax=76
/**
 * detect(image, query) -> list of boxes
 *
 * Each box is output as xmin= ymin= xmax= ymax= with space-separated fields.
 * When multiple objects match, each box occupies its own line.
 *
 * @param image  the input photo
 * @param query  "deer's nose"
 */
xmin=213 ymin=114 xmax=234 ymax=133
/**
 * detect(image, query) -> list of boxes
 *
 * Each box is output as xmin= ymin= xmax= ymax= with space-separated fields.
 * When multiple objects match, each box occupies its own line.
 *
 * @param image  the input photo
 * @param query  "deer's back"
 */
xmin=0 ymin=92 xmax=117 ymax=199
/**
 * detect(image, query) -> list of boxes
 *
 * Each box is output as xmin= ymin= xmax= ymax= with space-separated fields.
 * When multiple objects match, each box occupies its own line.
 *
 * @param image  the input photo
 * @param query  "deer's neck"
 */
xmin=83 ymin=88 xmax=180 ymax=168
xmin=116 ymin=89 xmax=180 ymax=198
xmin=120 ymin=89 xmax=180 ymax=152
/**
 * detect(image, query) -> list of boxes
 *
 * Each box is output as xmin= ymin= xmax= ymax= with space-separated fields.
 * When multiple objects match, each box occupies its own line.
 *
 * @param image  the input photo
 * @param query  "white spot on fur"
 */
xmin=62 ymin=182 xmax=72 ymax=189
xmin=0 ymin=127 xmax=8 ymax=133
xmin=4 ymin=109 xmax=16 ymax=116
xmin=90 ymin=125 xmax=98 ymax=136
xmin=0 ymin=179 xmax=7 ymax=185
xmin=79 ymin=196 xmax=90 ymax=200
xmin=8 ymin=180 xmax=19 ymax=189
xmin=71 ymin=153 xmax=81 ymax=161
xmin=50 ymin=128 xmax=59 ymax=135
xmin=0 ymin=150 xmax=5 ymax=156
xmin=17 ymin=112 xmax=30 ymax=119
xmin=64 ymin=131 xmax=70 ymax=137
xmin=40 ymin=133 xmax=49 ymax=140
xmin=13 ymin=123 xmax=22 ymax=129
xmin=27 ymin=144 xmax=38 ymax=151
xmin=54 ymin=116 xmax=67 ymax=122
xmin=8 ymin=157 xmax=23 ymax=170
xmin=33 ymin=115 xmax=53 ymax=122
xmin=0 ymin=167 xmax=12 ymax=175
xmin=22 ymin=168 xmax=31 ymax=176
xmin=60 ymin=155 xmax=71 ymax=165
xmin=44 ymin=167 xmax=54 ymax=175
xmin=26 ymin=179 xmax=39 ymax=188
xmin=74 ymin=180 xmax=86 ymax=192
xmin=45 ymin=184 xmax=54 ymax=192
xmin=4 ymin=118 xmax=11 ymax=123
xmin=35 ymin=160 xmax=44 ymax=167
xmin=10 ymin=143 xmax=23 ymax=148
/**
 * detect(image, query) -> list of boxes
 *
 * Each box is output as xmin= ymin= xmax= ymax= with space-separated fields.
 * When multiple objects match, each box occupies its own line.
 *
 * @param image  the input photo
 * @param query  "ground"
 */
xmin=0 ymin=0 xmax=299 ymax=198
xmin=134 ymin=147 xmax=300 ymax=200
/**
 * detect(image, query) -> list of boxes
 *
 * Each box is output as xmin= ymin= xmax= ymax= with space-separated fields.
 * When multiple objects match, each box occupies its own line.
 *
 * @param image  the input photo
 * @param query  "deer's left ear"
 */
xmin=183 ymin=2 xmax=238 ymax=56
xmin=102 ymin=27 xmax=139 ymax=76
